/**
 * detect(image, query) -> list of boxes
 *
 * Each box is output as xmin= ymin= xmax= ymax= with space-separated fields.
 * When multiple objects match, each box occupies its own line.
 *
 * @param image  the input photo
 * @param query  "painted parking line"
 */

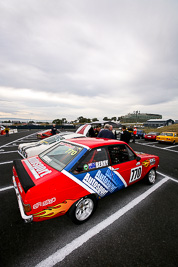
xmin=162 ymin=144 xmax=178 ymax=149
xmin=0 ymin=161 xmax=13 ymax=165
xmin=35 ymin=177 xmax=169 ymax=267
xmin=0 ymin=186 xmax=13 ymax=192
xmin=0 ymin=132 xmax=38 ymax=149
xmin=18 ymin=150 xmax=25 ymax=158
xmin=135 ymin=142 xmax=178 ymax=153
xmin=0 ymin=151 xmax=18 ymax=154
xmin=157 ymin=171 xmax=178 ymax=183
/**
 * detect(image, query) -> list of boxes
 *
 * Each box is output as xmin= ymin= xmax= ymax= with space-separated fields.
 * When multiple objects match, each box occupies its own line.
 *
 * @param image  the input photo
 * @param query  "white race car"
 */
xmin=18 ymin=132 xmax=85 ymax=158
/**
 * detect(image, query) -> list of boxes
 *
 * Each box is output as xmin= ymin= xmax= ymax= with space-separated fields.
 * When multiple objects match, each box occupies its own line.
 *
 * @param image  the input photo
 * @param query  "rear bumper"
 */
xmin=12 ymin=176 xmax=33 ymax=223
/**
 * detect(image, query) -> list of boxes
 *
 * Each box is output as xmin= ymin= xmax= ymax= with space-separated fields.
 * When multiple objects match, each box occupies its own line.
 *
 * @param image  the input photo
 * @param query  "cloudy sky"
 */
xmin=0 ymin=0 xmax=178 ymax=122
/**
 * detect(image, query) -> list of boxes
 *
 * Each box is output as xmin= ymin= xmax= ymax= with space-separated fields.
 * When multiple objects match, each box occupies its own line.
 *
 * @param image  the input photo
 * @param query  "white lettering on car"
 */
xmin=95 ymin=169 xmax=117 ymax=192
xmin=95 ymin=160 xmax=108 ymax=168
xmin=129 ymin=166 xmax=142 ymax=183
xmin=33 ymin=197 xmax=56 ymax=209
xmin=24 ymin=157 xmax=52 ymax=179
xmin=83 ymin=173 xmax=108 ymax=197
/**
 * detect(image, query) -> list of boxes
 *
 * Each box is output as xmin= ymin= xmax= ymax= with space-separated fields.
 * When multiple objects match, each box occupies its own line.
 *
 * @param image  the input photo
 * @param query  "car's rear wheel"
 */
xmin=68 ymin=195 xmax=97 ymax=224
xmin=146 ymin=168 xmax=156 ymax=184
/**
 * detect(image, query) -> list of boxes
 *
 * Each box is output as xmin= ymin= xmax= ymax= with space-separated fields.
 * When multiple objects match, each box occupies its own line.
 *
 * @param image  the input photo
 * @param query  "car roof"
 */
xmin=66 ymin=137 xmax=125 ymax=149
xmin=161 ymin=132 xmax=176 ymax=134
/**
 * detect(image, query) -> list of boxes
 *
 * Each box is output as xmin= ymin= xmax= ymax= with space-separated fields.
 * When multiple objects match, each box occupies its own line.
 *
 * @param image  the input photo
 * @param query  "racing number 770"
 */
xmin=129 ymin=166 xmax=142 ymax=183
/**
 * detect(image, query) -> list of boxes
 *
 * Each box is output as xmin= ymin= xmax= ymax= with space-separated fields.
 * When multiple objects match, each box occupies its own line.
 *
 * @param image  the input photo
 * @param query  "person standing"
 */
xmin=120 ymin=125 xmax=131 ymax=144
xmin=88 ymin=126 xmax=95 ymax=137
xmin=94 ymin=126 xmax=101 ymax=137
xmin=5 ymin=126 xmax=9 ymax=137
xmin=97 ymin=124 xmax=115 ymax=139
xmin=51 ymin=124 xmax=57 ymax=135
xmin=132 ymin=127 xmax=137 ymax=143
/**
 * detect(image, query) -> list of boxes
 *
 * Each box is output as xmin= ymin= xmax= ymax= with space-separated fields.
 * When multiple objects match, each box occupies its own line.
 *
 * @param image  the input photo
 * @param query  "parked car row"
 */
xmin=144 ymin=131 xmax=178 ymax=144
xmin=11 ymin=124 xmax=177 ymax=225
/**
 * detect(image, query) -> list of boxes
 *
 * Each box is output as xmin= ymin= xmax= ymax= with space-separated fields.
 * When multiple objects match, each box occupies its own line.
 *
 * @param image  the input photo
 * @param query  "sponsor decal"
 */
xmin=60 ymin=142 xmax=73 ymax=148
xmin=33 ymin=199 xmax=76 ymax=219
xmin=129 ymin=166 xmax=142 ymax=183
xmin=142 ymin=159 xmax=150 ymax=168
xmin=83 ymin=164 xmax=89 ymax=171
xmin=83 ymin=173 xmax=108 ymax=197
xmin=82 ymin=167 xmax=125 ymax=197
xmin=88 ymin=162 xmax=96 ymax=169
xmin=33 ymin=197 xmax=56 ymax=209
xmin=84 ymin=160 xmax=108 ymax=171
xmin=142 ymin=158 xmax=156 ymax=167
xmin=95 ymin=169 xmax=117 ymax=192
xmin=24 ymin=157 xmax=52 ymax=179
xmin=150 ymin=158 xmax=156 ymax=165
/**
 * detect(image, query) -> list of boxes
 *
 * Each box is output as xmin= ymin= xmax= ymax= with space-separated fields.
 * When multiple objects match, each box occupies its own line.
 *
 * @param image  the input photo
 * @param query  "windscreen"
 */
xmin=40 ymin=134 xmax=62 ymax=145
xmin=39 ymin=141 xmax=83 ymax=171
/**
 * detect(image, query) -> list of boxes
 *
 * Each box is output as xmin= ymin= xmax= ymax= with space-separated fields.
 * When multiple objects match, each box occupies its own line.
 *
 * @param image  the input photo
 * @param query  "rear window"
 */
xmin=39 ymin=142 xmax=83 ymax=171
xmin=40 ymin=134 xmax=62 ymax=145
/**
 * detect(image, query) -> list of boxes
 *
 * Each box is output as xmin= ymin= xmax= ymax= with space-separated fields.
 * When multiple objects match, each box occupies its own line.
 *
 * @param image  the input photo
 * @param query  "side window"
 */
xmin=108 ymin=144 xmax=135 ymax=165
xmin=125 ymin=145 xmax=135 ymax=161
xmin=73 ymin=147 xmax=109 ymax=173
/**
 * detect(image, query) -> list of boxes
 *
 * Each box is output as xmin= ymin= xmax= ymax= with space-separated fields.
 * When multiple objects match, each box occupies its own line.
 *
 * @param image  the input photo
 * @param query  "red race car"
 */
xmin=36 ymin=129 xmax=61 ymax=139
xmin=144 ymin=132 xmax=160 ymax=141
xmin=12 ymin=138 xmax=159 ymax=224
xmin=0 ymin=126 xmax=5 ymax=135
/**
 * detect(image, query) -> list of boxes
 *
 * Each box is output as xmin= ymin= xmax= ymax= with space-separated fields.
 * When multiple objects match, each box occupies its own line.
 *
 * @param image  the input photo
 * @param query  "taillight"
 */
xmin=23 ymin=203 xmax=31 ymax=213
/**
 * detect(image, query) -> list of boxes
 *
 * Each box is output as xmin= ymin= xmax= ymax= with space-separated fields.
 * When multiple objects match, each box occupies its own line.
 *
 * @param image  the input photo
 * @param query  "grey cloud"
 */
xmin=0 ymin=0 xmax=178 ymax=120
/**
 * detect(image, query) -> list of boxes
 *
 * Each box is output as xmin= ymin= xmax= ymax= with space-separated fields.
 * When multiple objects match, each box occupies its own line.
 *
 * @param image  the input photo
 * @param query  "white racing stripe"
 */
xmin=35 ymin=177 xmax=169 ymax=267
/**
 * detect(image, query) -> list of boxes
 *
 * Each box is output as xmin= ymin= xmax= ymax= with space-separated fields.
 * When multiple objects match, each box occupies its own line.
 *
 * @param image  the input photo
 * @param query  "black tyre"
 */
xmin=68 ymin=195 xmax=97 ymax=224
xmin=145 ymin=168 xmax=156 ymax=184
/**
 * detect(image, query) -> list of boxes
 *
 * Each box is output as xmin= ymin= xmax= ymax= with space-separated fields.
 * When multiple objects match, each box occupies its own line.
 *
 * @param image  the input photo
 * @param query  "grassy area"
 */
xmin=144 ymin=124 xmax=178 ymax=134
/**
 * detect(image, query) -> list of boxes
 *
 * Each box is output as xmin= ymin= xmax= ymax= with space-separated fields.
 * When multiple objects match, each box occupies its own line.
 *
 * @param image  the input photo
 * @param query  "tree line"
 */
xmin=52 ymin=116 xmax=120 ymax=124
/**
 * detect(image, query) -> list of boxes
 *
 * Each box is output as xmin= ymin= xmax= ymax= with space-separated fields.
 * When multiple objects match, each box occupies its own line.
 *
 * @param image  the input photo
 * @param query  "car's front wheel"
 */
xmin=68 ymin=195 xmax=97 ymax=224
xmin=146 ymin=168 xmax=156 ymax=184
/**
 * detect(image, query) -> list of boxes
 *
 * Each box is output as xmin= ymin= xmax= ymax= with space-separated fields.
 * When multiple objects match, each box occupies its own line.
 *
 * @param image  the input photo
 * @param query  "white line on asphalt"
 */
xmin=144 ymin=141 xmax=159 ymax=145
xmin=162 ymin=144 xmax=178 ymax=149
xmin=0 ymin=132 xmax=37 ymax=149
xmin=0 ymin=161 xmax=13 ymax=165
xmin=35 ymin=177 xmax=169 ymax=267
xmin=157 ymin=171 xmax=178 ymax=183
xmin=135 ymin=142 xmax=178 ymax=153
xmin=0 ymin=151 xmax=18 ymax=154
xmin=18 ymin=150 xmax=25 ymax=158
xmin=0 ymin=186 xmax=13 ymax=192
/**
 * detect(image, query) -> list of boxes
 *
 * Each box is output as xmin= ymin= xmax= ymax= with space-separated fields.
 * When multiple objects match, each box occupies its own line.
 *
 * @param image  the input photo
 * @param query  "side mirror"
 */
xmin=136 ymin=156 xmax=141 ymax=161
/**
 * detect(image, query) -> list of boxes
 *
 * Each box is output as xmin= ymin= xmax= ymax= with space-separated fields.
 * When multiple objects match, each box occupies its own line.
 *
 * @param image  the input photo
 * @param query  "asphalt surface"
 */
xmin=0 ymin=130 xmax=178 ymax=267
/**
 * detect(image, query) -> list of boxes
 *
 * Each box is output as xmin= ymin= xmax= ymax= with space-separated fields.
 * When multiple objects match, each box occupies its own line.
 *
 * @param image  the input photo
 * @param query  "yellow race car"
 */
xmin=156 ymin=132 xmax=178 ymax=145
